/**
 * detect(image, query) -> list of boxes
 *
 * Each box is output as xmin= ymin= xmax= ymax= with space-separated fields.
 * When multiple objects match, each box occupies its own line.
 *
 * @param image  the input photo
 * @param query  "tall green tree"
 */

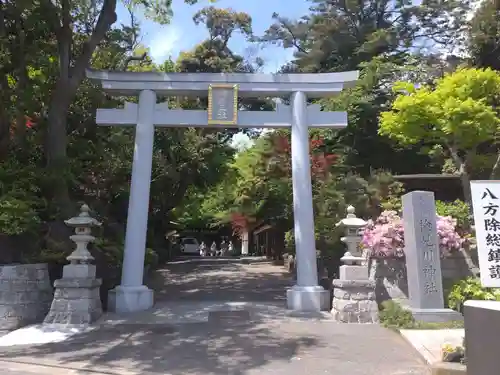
xmin=468 ymin=0 xmax=500 ymax=70
xmin=1 ymin=0 xmax=213 ymax=216
xmin=379 ymin=67 xmax=500 ymax=204
xmin=262 ymin=0 xmax=472 ymax=72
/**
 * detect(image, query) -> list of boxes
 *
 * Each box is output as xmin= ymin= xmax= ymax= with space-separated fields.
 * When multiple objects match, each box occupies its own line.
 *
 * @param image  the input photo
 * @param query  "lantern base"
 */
xmin=339 ymin=264 xmax=369 ymax=280
xmin=44 ymin=278 xmax=102 ymax=325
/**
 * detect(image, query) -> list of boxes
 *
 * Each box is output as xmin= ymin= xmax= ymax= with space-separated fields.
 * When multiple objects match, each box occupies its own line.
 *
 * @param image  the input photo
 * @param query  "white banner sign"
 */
xmin=471 ymin=181 xmax=500 ymax=287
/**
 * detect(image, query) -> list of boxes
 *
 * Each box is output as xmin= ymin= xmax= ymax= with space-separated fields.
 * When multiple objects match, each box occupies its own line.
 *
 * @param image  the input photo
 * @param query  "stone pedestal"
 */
xmin=44 ymin=204 xmax=103 ymax=325
xmin=339 ymin=264 xmax=369 ymax=280
xmin=331 ymin=280 xmax=378 ymax=323
xmin=44 ymin=276 xmax=102 ymax=325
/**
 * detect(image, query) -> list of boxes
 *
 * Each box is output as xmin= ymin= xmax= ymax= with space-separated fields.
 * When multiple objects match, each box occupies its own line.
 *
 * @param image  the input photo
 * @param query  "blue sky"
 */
xmin=116 ymin=0 xmax=311 ymax=73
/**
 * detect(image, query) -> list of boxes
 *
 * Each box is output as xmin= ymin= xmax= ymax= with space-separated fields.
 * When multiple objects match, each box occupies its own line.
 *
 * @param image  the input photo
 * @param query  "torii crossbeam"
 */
xmin=86 ymin=69 xmax=359 ymax=314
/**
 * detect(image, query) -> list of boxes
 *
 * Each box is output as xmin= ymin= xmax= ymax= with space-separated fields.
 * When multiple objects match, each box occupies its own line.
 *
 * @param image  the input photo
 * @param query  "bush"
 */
xmin=361 ymin=210 xmax=467 ymax=258
xmin=435 ymin=200 xmax=471 ymax=234
xmin=379 ymin=300 xmax=415 ymax=329
xmin=145 ymin=248 xmax=159 ymax=269
xmin=0 ymin=196 xmax=41 ymax=235
xmin=448 ymin=277 xmax=500 ymax=313
xmin=379 ymin=300 xmax=464 ymax=330
xmin=284 ymin=230 xmax=295 ymax=254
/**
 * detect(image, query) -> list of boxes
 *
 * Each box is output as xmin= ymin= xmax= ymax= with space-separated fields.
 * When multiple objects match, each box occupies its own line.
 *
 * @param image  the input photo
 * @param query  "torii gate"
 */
xmin=86 ymin=69 xmax=359 ymax=313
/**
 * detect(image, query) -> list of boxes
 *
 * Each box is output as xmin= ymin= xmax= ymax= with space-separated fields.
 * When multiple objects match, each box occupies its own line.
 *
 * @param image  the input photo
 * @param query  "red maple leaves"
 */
xmin=270 ymin=134 xmax=337 ymax=179
xmin=25 ymin=116 xmax=35 ymax=129
xmin=230 ymin=212 xmax=256 ymax=235
xmin=9 ymin=116 xmax=36 ymax=135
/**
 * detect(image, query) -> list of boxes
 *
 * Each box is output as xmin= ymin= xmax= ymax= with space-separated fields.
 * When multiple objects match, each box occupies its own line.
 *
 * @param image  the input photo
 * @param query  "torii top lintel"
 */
xmin=85 ymin=69 xmax=359 ymax=98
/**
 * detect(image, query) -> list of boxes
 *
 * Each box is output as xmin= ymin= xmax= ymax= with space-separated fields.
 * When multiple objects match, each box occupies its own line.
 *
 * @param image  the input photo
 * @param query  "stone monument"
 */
xmin=401 ymin=191 xmax=462 ymax=322
xmin=44 ymin=204 xmax=103 ymax=325
xmin=331 ymin=206 xmax=378 ymax=323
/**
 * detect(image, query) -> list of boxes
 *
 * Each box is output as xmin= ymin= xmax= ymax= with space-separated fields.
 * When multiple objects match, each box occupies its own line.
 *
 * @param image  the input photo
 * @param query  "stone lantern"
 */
xmin=44 ymin=204 xmax=103 ymax=325
xmin=336 ymin=205 xmax=367 ymax=266
xmin=65 ymin=204 xmax=100 ymax=266
xmin=331 ymin=205 xmax=378 ymax=324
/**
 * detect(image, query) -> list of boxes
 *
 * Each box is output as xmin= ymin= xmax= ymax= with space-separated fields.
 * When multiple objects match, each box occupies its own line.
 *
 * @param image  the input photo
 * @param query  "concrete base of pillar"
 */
xmin=286 ymin=285 xmax=330 ymax=312
xmin=407 ymin=307 xmax=463 ymax=323
xmin=108 ymin=285 xmax=154 ymax=313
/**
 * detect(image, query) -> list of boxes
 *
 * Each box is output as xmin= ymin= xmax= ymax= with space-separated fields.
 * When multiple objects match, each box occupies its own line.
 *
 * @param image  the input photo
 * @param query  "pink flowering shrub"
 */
xmin=361 ymin=210 xmax=465 ymax=258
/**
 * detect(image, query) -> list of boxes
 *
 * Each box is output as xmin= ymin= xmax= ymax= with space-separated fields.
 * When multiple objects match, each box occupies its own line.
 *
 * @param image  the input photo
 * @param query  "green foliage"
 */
xmin=0 ymin=158 xmax=44 ymax=235
xmin=380 ymin=68 xmax=500 ymax=150
xmin=379 ymin=300 xmax=416 ymax=329
xmin=0 ymin=197 xmax=41 ymax=235
xmin=442 ymin=343 xmax=465 ymax=363
xmin=284 ymin=230 xmax=294 ymax=253
xmin=263 ymin=1 xmax=471 ymax=73
xmin=379 ymin=300 xmax=464 ymax=330
xmin=448 ymin=277 xmax=500 ymax=312
xmin=469 ymin=0 xmax=500 ymax=70
xmin=145 ymin=248 xmax=160 ymax=269
xmin=435 ymin=200 xmax=471 ymax=233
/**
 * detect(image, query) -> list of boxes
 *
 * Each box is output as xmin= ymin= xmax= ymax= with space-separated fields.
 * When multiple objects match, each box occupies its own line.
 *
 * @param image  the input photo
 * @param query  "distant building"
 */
xmin=393 ymin=174 xmax=463 ymax=202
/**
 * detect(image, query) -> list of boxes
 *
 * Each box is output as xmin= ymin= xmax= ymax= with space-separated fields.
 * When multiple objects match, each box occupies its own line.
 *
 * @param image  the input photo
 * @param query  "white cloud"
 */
xmin=148 ymin=26 xmax=182 ymax=63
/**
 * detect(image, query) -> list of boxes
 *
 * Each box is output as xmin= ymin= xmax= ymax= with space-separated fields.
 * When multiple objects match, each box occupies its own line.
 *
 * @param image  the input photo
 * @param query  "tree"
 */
xmin=177 ymin=6 xmax=252 ymax=73
xmin=16 ymin=0 xmax=212 ymax=216
xmin=320 ymin=56 xmax=441 ymax=175
xmin=468 ymin=0 xmax=500 ymax=71
xmin=261 ymin=0 xmax=472 ymax=72
xmin=257 ymin=1 xmax=473 ymax=180
xmin=379 ymin=67 xmax=500 ymax=204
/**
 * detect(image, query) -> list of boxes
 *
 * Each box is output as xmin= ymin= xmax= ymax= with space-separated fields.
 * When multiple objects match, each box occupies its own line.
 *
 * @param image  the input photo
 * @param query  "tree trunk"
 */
xmin=0 ymin=76 xmax=10 ymax=161
xmin=447 ymin=144 xmax=472 ymax=206
xmin=458 ymin=169 xmax=472 ymax=206
xmin=0 ymin=3 xmax=10 ymax=160
xmin=45 ymin=84 xmax=72 ymax=217
xmin=490 ymin=151 xmax=500 ymax=179
xmin=43 ymin=0 xmax=118 ymax=217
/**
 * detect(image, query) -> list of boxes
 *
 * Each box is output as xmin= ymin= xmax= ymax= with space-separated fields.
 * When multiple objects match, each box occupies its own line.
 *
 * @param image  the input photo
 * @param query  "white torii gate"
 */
xmin=86 ymin=69 xmax=358 ymax=313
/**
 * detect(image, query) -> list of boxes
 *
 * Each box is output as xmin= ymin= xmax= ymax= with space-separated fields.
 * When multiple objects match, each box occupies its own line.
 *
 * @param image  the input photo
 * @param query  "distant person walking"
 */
xmin=199 ymin=241 xmax=207 ymax=256
xmin=210 ymin=241 xmax=217 ymax=256
xmin=220 ymin=240 xmax=228 ymax=256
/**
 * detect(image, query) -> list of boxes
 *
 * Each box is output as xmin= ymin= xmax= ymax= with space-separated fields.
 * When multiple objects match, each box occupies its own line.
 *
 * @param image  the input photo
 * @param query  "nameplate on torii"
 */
xmin=96 ymin=101 xmax=348 ymax=129
xmin=208 ymin=84 xmax=239 ymax=126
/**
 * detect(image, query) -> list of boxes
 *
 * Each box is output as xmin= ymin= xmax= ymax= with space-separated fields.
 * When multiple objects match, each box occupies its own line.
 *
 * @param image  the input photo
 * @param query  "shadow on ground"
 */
xmin=0 ymin=259 xmax=430 ymax=375
xmin=147 ymin=260 xmax=294 ymax=302
xmin=0 ymin=320 xmax=321 ymax=375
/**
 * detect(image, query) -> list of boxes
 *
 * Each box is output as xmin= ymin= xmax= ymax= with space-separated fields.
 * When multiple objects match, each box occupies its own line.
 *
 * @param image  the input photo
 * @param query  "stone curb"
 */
xmin=431 ymin=362 xmax=467 ymax=375
xmin=399 ymin=329 xmax=436 ymax=365
xmin=398 ymin=329 xmax=467 ymax=374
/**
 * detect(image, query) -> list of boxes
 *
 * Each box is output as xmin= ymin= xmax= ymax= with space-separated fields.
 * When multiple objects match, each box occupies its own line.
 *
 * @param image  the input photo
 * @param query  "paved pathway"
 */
xmin=0 ymin=258 xmax=431 ymax=375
